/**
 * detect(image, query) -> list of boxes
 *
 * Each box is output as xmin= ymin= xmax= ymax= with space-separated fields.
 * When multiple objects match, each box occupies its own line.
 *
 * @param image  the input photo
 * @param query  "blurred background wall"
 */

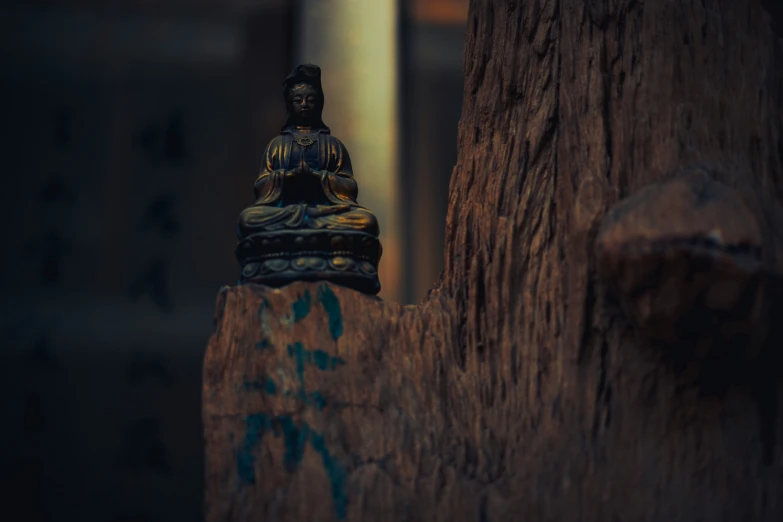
xmin=0 ymin=0 xmax=467 ymax=520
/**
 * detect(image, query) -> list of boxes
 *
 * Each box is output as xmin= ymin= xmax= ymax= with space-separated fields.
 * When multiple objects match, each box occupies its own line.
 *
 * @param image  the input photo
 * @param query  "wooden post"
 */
xmin=205 ymin=1 xmax=783 ymax=520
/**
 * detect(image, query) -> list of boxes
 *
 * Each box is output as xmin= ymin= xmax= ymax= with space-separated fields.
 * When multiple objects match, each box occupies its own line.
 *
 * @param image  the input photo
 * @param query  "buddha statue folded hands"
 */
xmin=235 ymin=64 xmax=383 ymax=295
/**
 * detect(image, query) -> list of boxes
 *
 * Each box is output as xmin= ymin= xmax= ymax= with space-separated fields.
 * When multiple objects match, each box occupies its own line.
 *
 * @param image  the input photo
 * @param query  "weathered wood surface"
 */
xmin=204 ymin=282 xmax=457 ymax=521
xmin=205 ymin=0 xmax=783 ymax=520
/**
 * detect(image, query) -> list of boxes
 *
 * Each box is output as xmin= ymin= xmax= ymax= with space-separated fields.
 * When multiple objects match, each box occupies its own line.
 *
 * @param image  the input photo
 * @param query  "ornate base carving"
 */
xmin=236 ymin=230 xmax=382 ymax=295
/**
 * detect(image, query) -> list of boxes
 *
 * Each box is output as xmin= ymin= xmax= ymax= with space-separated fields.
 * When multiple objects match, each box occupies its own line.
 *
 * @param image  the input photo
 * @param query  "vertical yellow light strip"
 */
xmin=297 ymin=0 xmax=401 ymax=302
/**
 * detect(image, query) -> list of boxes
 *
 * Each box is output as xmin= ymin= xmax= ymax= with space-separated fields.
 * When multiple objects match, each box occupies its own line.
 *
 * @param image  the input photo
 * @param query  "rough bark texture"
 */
xmin=204 ymin=1 xmax=783 ymax=520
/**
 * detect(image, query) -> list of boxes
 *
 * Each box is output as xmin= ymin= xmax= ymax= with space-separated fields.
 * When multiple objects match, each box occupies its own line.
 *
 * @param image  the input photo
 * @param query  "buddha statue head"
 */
xmin=282 ymin=63 xmax=329 ymax=132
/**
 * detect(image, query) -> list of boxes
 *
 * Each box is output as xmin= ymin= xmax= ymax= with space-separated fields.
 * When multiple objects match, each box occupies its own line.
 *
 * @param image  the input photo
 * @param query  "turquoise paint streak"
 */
xmin=317 ymin=285 xmax=344 ymax=340
xmin=237 ymin=414 xmax=349 ymax=519
xmin=291 ymin=290 xmax=312 ymax=322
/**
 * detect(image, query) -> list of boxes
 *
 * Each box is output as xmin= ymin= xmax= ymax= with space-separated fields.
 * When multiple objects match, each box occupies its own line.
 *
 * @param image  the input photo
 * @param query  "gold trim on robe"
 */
xmin=238 ymin=130 xmax=379 ymax=236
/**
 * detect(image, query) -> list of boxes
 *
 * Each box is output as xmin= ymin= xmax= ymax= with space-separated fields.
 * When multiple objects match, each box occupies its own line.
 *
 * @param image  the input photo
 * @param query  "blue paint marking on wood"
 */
xmin=257 ymin=297 xmax=271 ymax=317
xmin=283 ymin=343 xmax=344 ymax=411
xmin=243 ymin=377 xmax=277 ymax=395
xmin=288 ymin=342 xmax=307 ymax=383
xmin=310 ymin=430 xmax=348 ymax=519
xmin=317 ymin=284 xmax=343 ymax=340
xmin=237 ymin=414 xmax=349 ymax=519
xmin=307 ymin=391 xmax=327 ymax=410
xmin=275 ymin=415 xmax=310 ymax=472
xmin=255 ymin=339 xmax=272 ymax=351
xmin=291 ymin=290 xmax=312 ymax=322
xmin=237 ymin=413 xmax=270 ymax=485
xmin=287 ymin=342 xmax=345 ymax=377
xmin=312 ymin=348 xmax=346 ymax=370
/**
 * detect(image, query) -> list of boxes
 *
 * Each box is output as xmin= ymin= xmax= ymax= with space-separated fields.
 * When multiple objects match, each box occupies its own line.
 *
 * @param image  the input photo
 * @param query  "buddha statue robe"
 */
xmin=237 ymin=128 xmax=379 ymax=238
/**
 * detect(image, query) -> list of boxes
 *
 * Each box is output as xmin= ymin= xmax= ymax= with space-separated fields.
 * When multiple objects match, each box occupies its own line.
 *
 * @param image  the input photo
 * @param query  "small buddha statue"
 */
xmin=235 ymin=63 xmax=383 ymax=295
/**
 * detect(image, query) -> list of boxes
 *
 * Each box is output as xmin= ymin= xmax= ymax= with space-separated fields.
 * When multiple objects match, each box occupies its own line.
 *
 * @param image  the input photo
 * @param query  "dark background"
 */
xmin=0 ymin=0 xmax=466 ymax=520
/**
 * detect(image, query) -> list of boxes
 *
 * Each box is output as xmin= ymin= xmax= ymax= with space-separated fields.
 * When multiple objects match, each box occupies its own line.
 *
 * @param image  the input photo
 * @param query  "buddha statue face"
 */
xmin=289 ymin=83 xmax=321 ymax=127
